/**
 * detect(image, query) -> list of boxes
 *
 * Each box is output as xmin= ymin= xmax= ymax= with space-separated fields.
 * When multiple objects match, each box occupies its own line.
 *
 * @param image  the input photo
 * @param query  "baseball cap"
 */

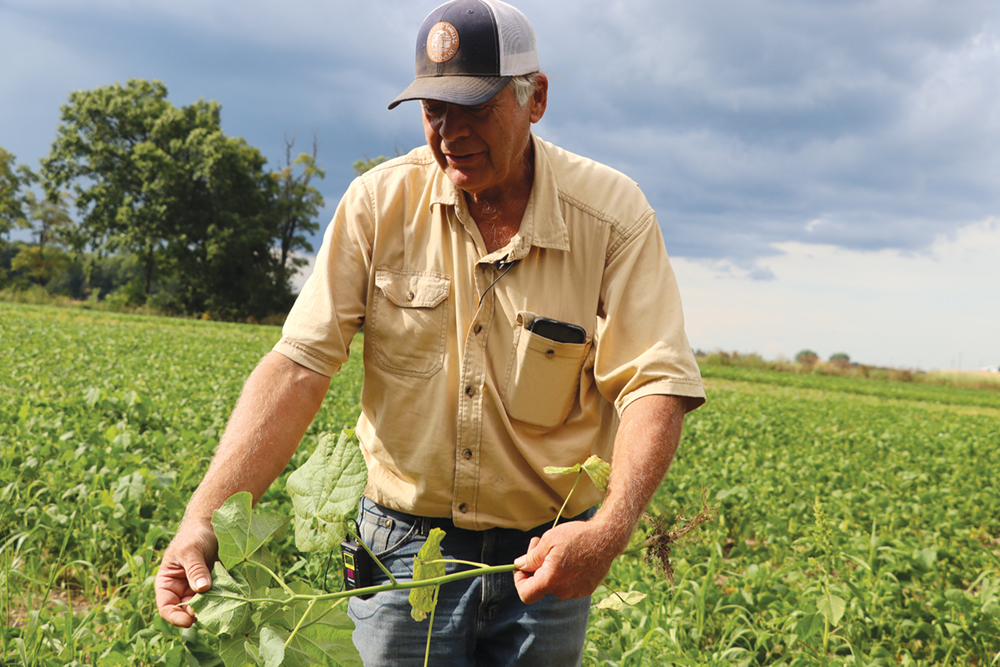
xmin=388 ymin=0 xmax=539 ymax=110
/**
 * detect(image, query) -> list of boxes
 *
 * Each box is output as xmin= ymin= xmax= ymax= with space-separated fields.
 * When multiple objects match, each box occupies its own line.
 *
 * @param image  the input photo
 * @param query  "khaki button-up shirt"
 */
xmin=275 ymin=135 xmax=705 ymax=531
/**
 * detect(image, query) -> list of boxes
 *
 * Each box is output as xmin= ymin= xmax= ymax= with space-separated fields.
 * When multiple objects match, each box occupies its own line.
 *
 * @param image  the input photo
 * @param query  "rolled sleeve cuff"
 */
xmin=615 ymin=378 xmax=707 ymax=417
xmin=273 ymin=337 xmax=341 ymax=378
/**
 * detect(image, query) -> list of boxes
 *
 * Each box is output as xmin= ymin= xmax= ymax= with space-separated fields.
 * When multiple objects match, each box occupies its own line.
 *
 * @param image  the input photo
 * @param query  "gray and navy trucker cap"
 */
xmin=388 ymin=0 xmax=539 ymax=110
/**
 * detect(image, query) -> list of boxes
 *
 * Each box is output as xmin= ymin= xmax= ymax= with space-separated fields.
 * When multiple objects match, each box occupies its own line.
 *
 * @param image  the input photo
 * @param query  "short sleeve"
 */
xmin=274 ymin=177 xmax=375 ymax=377
xmin=592 ymin=212 xmax=706 ymax=415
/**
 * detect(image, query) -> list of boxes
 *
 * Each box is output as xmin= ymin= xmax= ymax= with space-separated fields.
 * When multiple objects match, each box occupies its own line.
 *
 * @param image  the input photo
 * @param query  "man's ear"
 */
xmin=529 ymin=74 xmax=548 ymax=124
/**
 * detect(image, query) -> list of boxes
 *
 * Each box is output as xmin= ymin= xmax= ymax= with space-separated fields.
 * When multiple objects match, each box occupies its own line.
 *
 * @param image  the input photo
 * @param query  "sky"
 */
xmin=2 ymin=0 xmax=998 ymax=371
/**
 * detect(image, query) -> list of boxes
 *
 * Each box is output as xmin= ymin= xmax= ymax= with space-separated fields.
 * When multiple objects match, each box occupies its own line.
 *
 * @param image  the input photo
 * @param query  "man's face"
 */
xmin=422 ymin=77 xmax=546 ymax=199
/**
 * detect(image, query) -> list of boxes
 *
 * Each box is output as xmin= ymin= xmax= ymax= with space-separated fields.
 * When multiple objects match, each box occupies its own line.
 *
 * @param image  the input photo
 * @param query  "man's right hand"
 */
xmin=155 ymin=519 xmax=219 ymax=627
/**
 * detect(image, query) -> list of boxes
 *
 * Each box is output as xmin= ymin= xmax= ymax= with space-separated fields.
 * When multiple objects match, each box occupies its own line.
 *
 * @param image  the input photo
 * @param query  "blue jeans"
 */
xmin=347 ymin=498 xmax=593 ymax=666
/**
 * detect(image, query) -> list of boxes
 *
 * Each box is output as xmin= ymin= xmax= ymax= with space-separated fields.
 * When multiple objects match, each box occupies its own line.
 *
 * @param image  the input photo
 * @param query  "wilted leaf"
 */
xmin=213 ymin=491 xmax=288 ymax=569
xmin=544 ymin=455 xmax=610 ymax=493
xmin=596 ymin=590 xmax=647 ymax=611
xmin=286 ymin=430 xmax=368 ymax=553
xmin=543 ymin=463 xmax=582 ymax=476
xmin=409 ymin=528 xmax=446 ymax=622
xmin=188 ymin=562 xmax=253 ymax=637
xmin=581 ymin=455 xmax=610 ymax=493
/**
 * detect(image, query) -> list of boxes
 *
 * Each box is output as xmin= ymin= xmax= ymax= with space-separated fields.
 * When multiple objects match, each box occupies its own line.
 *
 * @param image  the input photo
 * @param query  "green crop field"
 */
xmin=2 ymin=303 xmax=998 ymax=666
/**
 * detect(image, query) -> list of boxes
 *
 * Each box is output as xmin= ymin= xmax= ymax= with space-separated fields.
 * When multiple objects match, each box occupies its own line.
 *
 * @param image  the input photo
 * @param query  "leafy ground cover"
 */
xmin=2 ymin=303 xmax=998 ymax=665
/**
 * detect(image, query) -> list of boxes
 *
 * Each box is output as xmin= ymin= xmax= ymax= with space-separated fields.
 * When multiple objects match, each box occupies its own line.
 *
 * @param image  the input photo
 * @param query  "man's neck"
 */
xmin=465 ymin=144 xmax=535 ymax=253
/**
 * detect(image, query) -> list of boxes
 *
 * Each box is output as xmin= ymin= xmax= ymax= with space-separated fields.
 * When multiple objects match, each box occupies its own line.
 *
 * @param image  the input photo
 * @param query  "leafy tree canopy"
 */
xmin=0 ymin=147 xmax=34 ymax=239
xmin=41 ymin=79 xmax=300 ymax=319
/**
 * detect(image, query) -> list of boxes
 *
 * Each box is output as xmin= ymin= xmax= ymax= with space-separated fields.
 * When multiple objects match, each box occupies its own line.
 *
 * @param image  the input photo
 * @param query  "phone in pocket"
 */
xmin=528 ymin=317 xmax=587 ymax=344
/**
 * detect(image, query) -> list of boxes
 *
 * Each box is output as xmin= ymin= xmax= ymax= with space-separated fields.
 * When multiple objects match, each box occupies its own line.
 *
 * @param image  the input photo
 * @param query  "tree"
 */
xmin=0 ymin=147 xmax=33 ymax=241
xmin=829 ymin=352 xmax=852 ymax=369
xmin=10 ymin=190 xmax=74 ymax=287
xmin=795 ymin=349 xmax=819 ymax=366
xmin=352 ymin=155 xmax=390 ymax=176
xmin=42 ymin=79 xmax=289 ymax=319
xmin=272 ymin=136 xmax=324 ymax=290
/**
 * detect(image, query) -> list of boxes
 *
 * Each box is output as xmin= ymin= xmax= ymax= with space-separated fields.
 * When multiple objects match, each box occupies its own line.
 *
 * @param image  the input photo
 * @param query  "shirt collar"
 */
xmin=428 ymin=134 xmax=571 ymax=260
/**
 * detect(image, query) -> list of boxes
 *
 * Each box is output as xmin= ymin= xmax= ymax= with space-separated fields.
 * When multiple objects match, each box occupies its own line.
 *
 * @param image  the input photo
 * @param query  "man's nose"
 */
xmin=438 ymin=106 xmax=472 ymax=141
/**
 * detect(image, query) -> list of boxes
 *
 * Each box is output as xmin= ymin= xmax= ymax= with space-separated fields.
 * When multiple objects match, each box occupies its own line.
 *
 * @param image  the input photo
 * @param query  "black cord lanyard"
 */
xmin=478 ymin=259 xmax=517 ymax=308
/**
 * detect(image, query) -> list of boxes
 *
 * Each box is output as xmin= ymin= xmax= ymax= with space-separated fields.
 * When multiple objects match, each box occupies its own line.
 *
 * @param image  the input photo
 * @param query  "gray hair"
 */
xmin=509 ymin=72 xmax=544 ymax=108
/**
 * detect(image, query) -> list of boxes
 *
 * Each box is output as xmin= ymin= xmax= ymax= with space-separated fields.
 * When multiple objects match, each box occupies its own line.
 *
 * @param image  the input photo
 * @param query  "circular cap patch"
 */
xmin=427 ymin=22 xmax=460 ymax=63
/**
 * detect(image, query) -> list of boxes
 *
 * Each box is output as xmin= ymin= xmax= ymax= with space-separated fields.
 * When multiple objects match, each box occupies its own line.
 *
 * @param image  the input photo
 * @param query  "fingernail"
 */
xmin=514 ymin=557 xmax=526 ymax=569
xmin=195 ymin=577 xmax=210 ymax=590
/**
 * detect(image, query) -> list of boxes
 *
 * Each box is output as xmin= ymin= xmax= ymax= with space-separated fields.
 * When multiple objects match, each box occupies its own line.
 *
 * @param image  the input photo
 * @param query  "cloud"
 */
xmin=673 ymin=216 xmax=1000 ymax=370
xmin=528 ymin=0 xmax=1000 ymax=263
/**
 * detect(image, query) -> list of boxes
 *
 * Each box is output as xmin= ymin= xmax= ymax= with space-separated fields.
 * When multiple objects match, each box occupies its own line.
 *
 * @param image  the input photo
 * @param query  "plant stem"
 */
xmin=258 ymin=561 xmax=295 ymax=596
xmin=422 ymin=585 xmax=440 ymax=667
xmin=350 ymin=528 xmax=398 ymax=585
xmin=241 ymin=562 xmax=520 ymax=605
xmin=284 ymin=597 xmax=316 ymax=649
xmin=552 ymin=470 xmax=583 ymax=529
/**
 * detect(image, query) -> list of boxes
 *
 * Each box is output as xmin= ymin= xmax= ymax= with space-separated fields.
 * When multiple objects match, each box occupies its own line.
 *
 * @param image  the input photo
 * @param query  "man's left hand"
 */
xmin=513 ymin=518 xmax=627 ymax=604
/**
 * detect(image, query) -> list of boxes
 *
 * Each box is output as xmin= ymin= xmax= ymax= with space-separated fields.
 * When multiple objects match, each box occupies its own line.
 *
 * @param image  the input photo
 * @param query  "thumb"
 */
xmin=185 ymin=556 xmax=213 ymax=593
xmin=514 ymin=536 xmax=546 ymax=572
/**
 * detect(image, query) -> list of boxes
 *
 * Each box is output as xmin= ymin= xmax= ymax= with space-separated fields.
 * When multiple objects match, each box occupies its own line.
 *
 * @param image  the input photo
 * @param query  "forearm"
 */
xmin=180 ymin=351 xmax=331 ymax=527
xmin=590 ymin=393 xmax=687 ymax=551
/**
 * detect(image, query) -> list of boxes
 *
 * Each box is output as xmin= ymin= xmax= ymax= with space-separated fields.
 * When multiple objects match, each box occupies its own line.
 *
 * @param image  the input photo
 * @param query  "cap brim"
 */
xmin=388 ymin=75 xmax=511 ymax=110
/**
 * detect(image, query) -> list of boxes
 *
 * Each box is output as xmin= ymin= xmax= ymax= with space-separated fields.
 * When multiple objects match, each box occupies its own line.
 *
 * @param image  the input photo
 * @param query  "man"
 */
xmin=155 ymin=0 xmax=705 ymax=664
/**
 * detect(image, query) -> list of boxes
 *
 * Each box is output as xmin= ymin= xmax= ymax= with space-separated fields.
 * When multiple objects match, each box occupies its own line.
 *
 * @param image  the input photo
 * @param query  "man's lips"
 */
xmin=444 ymin=152 xmax=481 ymax=166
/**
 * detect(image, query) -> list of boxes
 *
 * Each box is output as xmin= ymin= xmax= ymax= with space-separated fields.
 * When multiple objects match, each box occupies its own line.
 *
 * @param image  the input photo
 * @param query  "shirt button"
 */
xmin=407 ymin=291 xmax=415 ymax=301
xmin=474 ymin=324 xmax=483 ymax=334
xmin=463 ymin=449 xmax=473 ymax=460
xmin=465 ymin=386 xmax=475 ymax=397
xmin=458 ymin=503 xmax=468 ymax=513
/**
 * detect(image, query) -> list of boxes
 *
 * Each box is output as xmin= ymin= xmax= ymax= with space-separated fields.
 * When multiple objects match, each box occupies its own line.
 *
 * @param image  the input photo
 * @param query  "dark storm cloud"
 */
xmin=2 ymin=0 xmax=998 ymax=265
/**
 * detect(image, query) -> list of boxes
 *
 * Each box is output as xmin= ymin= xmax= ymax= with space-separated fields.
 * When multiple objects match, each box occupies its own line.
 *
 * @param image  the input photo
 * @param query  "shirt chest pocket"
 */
xmin=370 ymin=267 xmax=451 ymax=378
xmin=503 ymin=311 xmax=592 ymax=430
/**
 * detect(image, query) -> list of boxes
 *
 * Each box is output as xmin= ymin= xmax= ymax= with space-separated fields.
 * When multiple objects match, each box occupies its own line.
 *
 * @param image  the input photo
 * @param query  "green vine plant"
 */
xmin=182 ymin=430 xmax=717 ymax=666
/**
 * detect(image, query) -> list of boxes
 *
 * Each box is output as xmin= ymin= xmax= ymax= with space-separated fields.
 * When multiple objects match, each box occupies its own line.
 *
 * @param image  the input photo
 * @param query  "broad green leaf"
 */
xmin=286 ymin=604 xmax=360 ymax=667
xmin=83 ymin=386 xmax=101 ymax=408
xmin=189 ymin=562 xmax=253 ymax=637
xmin=409 ymin=528 xmax=446 ymax=622
xmin=286 ymin=430 xmax=368 ymax=553
xmin=219 ymin=634 xmax=260 ymax=667
xmin=112 ymin=471 xmax=145 ymax=504
xmin=213 ymin=491 xmax=289 ymax=569
xmin=581 ymin=455 xmax=610 ymax=492
xmin=596 ymin=590 xmax=647 ymax=611
xmin=252 ymin=583 xmax=360 ymax=667
xmin=794 ymin=612 xmax=824 ymax=641
xmin=259 ymin=626 xmax=285 ymax=667
xmin=817 ymin=591 xmax=846 ymax=626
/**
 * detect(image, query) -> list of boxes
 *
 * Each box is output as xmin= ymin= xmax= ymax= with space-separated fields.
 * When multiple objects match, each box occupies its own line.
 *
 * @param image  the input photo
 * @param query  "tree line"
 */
xmin=1 ymin=79 xmax=329 ymax=321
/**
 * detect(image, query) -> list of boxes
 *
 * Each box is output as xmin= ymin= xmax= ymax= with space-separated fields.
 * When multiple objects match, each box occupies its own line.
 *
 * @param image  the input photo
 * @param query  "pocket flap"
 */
xmin=375 ymin=267 xmax=450 ymax=308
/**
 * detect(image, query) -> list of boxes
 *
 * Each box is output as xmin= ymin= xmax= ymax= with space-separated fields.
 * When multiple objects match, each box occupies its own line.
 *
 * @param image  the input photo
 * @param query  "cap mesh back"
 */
xmin=484 ymin=0 xmax=539 ymax=75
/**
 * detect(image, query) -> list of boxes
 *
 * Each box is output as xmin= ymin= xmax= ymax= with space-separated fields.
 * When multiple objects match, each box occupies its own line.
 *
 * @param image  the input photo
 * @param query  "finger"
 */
xmin=161 ymin=601 xmax=197 ymax=628
xmin=514 ymin=564 xmax=551 ymax=605
xmin=514 ymin=536 xmax=545 ymax=572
